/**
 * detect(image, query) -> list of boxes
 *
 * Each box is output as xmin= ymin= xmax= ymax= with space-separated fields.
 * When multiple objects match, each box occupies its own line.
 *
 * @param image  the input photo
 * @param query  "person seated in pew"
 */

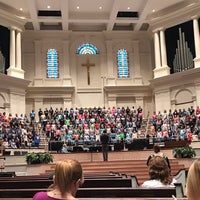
xmin=186 ymin=158 xmax=200 ymax=200
xmin=61 ymin=143 xmax=70 ymax=153
xmin=142 ymin=156 xmax=176 ymax=188
xmin=146 ymin=144 xmax=171 ymax=170
xmin=32 ymin=159 xmax=84 ymax=200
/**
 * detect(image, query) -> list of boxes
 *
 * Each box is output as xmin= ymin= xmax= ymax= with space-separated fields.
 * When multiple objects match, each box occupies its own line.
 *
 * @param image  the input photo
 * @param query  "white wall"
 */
xmin=22 ymin=31 xmax=154 ymax=114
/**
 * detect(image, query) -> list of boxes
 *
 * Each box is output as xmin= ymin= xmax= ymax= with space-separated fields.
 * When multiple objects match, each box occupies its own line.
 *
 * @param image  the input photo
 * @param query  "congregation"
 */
xmin=0 ymin=105 xmax=200 ymax=150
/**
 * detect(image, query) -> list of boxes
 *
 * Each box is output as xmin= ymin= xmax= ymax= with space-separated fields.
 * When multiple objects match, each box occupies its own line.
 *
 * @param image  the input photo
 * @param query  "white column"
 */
xmin=106 ymin=40 xmax=113 ymax=76
xmin=160 ymin=29 xmax=168 ymax=67
xmin=7 ymin=28 xmax=25 ymax=79
xmin=10 ymin=28 xmax=15 ymax=68
xmin=193 ymin=17 xmax=200 ymax=68
xmin=62 ymin=40 xmax=72 ymax=85
xmin=153 ymin=29 xmax=170 ymax=78
xmin=106 ymin=40 xmax=115 ymax=85
xmin=33 ymin=40 xmax=43 ymax=85
xmin=132 ymin=40 xmax=142 ymax=84
xmin=154 ymin=31 xmax=161 ymax=68
xmin=16 ymin=30 xmax=21 ymax=69
xmin=63 ymin=41 xmax=70 ymax=76
xmin=193 ymin=17 xmax=200 ymax=57
xmin=35 ymin=40 xmax=42 ymax=77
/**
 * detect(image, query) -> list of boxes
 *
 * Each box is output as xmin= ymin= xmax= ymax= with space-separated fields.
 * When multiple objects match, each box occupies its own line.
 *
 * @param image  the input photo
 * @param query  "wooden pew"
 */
xmin=0 ymin=172 xmax=123 ymax=181
xmin=81 ymin=178 xmax=132 ymax=188
xmin=0 ymin=178 xmax=133 ymax=189
xmin=77 ymin=187 xmax=176 ymax=198
xmin=0 ymin=187 xmax=176 ymax=198
xmin=0 ymin=198 xmax=188 ymax=200
xmin=0 ymin=174 xmax=124 ymax=181
xmin=0 ymin=179 xmax=52 ymax=189
xmin=0 ymin=175 xmax=51 ymax=181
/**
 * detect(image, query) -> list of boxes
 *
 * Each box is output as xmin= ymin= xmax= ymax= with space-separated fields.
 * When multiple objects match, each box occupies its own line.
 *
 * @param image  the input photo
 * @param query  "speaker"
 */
xmin=48 ymin=141 xmax=63 ymax=152
xmin=0 ymin=172 xmax=16 ymax=177
xmin=73 ymin=146 xmax=84 ymax=152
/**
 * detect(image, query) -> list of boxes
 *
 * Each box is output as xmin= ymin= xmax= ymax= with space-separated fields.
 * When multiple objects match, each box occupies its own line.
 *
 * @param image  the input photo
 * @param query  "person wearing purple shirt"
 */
xmin=33 ymin=159 xmax=83 ymax=200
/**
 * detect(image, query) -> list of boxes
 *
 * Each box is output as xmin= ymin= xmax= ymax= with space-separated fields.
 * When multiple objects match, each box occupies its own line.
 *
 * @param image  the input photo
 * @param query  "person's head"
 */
xmin=186 ymin=159 xmax=200 ymax=200
xmin=148 ymin=156 xmax=172 ymax=185
xmin=53 ymin=159 xmax=84 ymax=197
xmin=153 ymin=144 xmax=160 ymax=153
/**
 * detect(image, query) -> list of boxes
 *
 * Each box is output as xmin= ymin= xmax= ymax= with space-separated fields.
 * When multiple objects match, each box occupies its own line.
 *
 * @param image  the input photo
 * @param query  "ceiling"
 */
xmin=0 ymin=0 xmax=188 ymax=32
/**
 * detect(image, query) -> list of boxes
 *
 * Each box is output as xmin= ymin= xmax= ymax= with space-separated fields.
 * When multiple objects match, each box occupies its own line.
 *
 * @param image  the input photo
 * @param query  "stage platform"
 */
xmin=0 ymin=147 xmax=196 ymax=177
xmin=2 ymin=138 xmax=195 ymax=156
xmin=1 ymin=140 xmax=199 ymax=176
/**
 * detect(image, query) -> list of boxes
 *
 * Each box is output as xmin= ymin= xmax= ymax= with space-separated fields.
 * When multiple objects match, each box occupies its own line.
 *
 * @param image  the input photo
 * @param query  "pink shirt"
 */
xmin=45 ymin=124 xmax=51 ymax=131
xmin=33 ymin=192 xmax=58 ymax=200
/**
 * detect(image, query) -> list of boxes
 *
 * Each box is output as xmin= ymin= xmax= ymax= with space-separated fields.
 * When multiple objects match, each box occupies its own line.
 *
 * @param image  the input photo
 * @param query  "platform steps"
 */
xmin=43 ymin=159 xmax=185 ymax=185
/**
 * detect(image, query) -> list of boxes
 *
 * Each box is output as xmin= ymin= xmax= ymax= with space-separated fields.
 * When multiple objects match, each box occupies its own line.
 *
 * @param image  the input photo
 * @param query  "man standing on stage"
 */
xmin=100 ymin=130 xmax=110 ymax=161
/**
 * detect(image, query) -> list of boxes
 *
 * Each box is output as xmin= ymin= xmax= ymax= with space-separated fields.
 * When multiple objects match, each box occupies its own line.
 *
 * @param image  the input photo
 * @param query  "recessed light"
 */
xmin=99 ymin=6 xmax=102 ymax=10
xmin=47 ymin=5 xmax=51 ymax=9
xmin=127 ymin=7 xmax=130 ymax=10
xmin=152 ymin=9 xmax=155 ymax=12
xmin=19 ymin=8 xmax=23 ymax=11
xmin=76 ymin=6 xmax=80 ymax=9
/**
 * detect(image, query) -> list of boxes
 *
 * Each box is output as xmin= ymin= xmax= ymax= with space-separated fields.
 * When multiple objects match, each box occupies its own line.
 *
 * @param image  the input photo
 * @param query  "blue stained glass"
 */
xmin=117 ymin=49 xmax=129 ymax=78
xmin=76 ymin=43 xmax=99 ymax=54
xmin=47 ymin=49 xmax=59 ymax=78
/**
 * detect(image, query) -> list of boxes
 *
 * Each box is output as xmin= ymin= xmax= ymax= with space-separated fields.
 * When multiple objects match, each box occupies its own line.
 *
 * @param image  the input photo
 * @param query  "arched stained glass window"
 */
xmin=47 ymin=49 xmax=59 ymax=78
xmin=117 ymin=49 xmax=129 ymax=78
xmin=76 ymin=43 xmax=99 ymax=54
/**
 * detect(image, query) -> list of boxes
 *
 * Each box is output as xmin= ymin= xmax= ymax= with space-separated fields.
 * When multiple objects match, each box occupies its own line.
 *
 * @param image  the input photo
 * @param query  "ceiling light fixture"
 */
xmin=47 ymin=5 xmax=51 ymax=9
xmin=152 ymin=9 xmax=155 ymax=12
xmin=99 ymin=6 xmax=102 ymax=10
xmin=127 ymin=7 xmax=130 ymax=10
xmin=76 ymin=6 xmax=80 ymax=9
xmin=19 ymin=8 xmax=23 ymax=11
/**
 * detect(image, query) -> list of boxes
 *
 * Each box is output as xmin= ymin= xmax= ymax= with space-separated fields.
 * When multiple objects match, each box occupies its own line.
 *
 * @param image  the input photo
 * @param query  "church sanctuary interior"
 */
xmin=0 ymin=0 xmax=200 ymax=115
xmin=1 ymin=0 xmax=200 ymax=199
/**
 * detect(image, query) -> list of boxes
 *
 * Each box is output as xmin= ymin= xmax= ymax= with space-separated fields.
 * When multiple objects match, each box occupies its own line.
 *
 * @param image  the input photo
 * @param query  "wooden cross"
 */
xmin=81 ymin=58 xmax=95 ymax=85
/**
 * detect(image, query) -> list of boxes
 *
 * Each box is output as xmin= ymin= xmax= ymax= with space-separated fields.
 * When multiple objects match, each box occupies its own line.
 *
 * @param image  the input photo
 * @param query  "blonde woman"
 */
xmin=186 ymin=159 xmax=200 ymax=200
xmin=33 ymin=159 xmax=84 ymax=200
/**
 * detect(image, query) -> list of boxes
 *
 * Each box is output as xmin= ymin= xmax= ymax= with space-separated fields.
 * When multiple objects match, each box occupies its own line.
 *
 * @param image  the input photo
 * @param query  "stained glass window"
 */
xmin=117 ymin=49 xmax=129 ymax=78
xmin=47 ymin=49 xmax=59 ymax=78
xmin=76 ymin=43 xmax=99 ymax=54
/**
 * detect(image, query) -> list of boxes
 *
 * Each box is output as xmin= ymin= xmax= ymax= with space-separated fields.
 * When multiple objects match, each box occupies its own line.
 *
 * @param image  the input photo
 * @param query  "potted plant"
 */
xmin=173 ymin=146 xmax=196 ymax=158
xmin=26 ymin=152 xmax=53 ymax=164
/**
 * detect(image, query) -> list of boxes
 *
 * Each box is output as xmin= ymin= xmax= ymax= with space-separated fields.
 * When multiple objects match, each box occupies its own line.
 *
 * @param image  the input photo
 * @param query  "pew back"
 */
xmin=0 ymin=178 xmax=132 ymax=189
xmin=0 ymin=187 xmax=176 ymax=198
